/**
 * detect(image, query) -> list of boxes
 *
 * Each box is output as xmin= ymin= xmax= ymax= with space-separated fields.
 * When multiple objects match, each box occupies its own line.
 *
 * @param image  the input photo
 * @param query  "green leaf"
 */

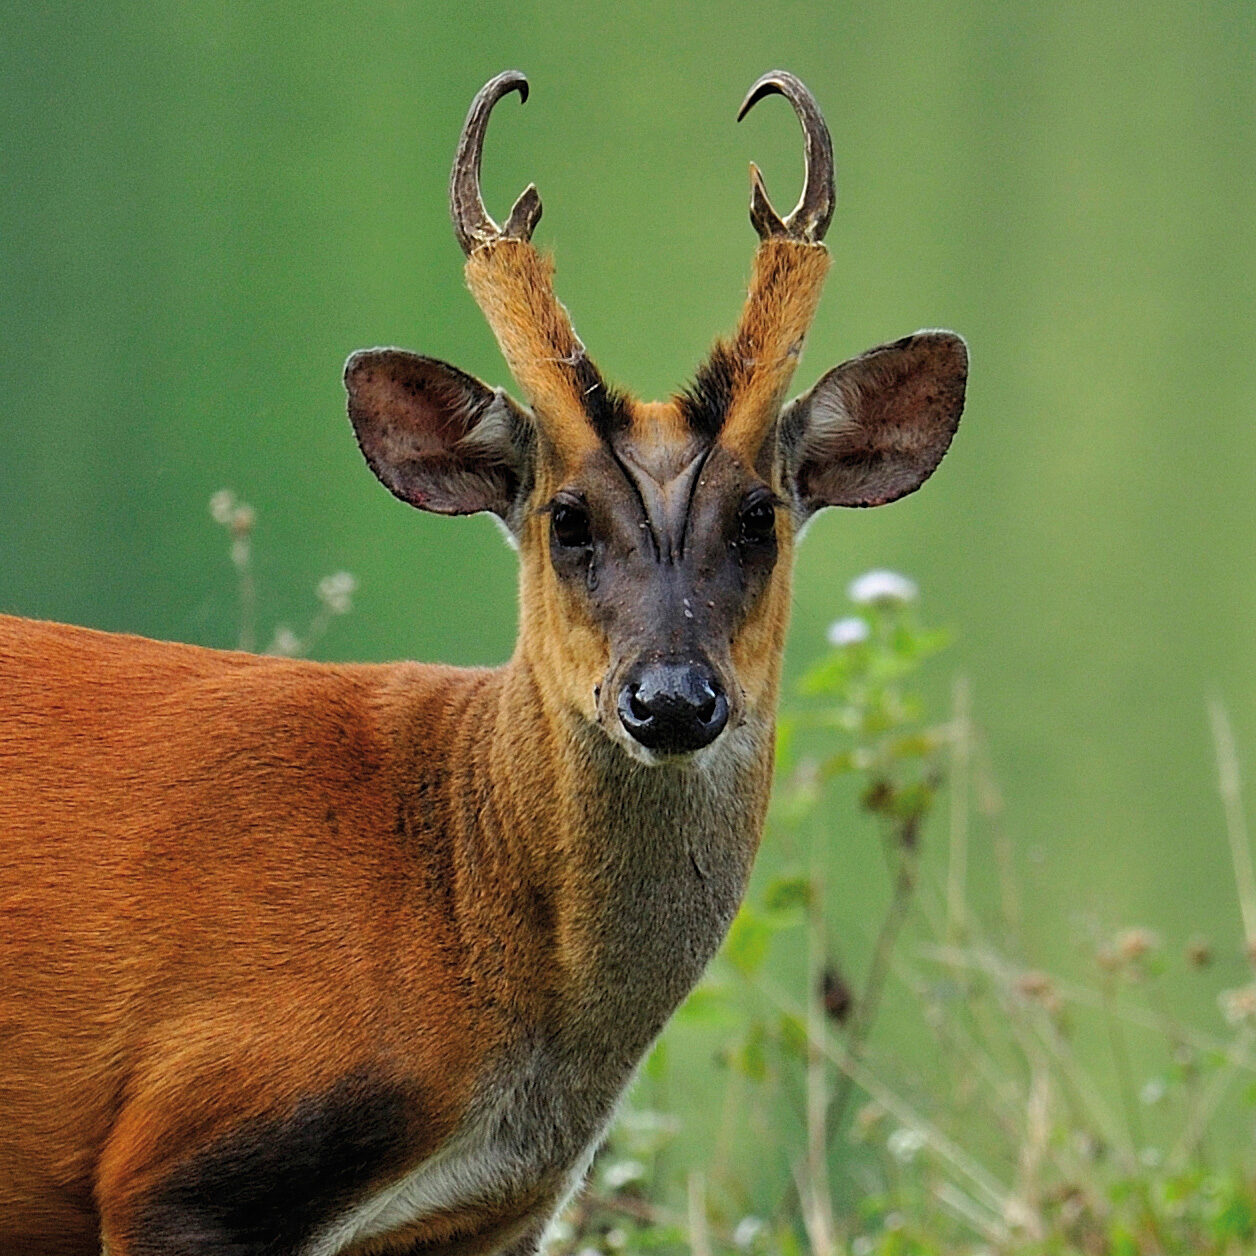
xmin=762 ymin=873 xmax=816 ymax=912
xmin=1108 ymin=1228 xmax=1140 ymax=1256
xmin=777 ymin=1011 xmax=808 ymax=1059
xmin=733 ymin=1023 xmax=768 ymax=1081
xmin=723 ymin=907 xmax=776 ymax=977
xmin=674 ymin=982 xmax=740 ymax=1029
xmin=1215 ymin=1194 xmax=1255 ymax=1239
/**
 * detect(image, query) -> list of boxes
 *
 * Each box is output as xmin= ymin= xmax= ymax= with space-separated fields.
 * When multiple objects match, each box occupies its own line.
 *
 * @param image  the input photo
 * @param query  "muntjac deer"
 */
xmin=0 ymin=72 xmax=966 ymax=1255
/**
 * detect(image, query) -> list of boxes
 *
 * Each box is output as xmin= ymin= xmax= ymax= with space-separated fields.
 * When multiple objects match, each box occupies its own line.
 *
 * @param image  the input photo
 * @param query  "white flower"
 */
xmin=886 ymin=1126 xmax=926 ymax=1164
xmin=848 ymin=569 xmax=918 ymax=607
xmin=827 ymin=616 xmax=870 ymax=647
xmin=317 ymin=571 xmax=357 ymax=615
xmin=733 ymin=1217 xmax=765 ymax=1249
xmin=209 ymin=489 xmax=236 ymax=524
xmin=600 ymin=1158 xmax=646 ymax=1190
xmin=268 ymin=626 xmax=302 ymax=657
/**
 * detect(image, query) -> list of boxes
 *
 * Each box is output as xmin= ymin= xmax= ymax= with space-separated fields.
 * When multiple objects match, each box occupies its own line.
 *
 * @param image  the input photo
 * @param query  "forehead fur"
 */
xmin=612 ymin=401 xmax=706 ymax=484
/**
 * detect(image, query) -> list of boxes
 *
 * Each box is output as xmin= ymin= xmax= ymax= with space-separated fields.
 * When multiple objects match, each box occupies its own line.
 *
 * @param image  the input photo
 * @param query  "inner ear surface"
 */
xmin=345 ymin=348 xmax=533 ymax=520
xmin=782 ymin=331 xmax=967 ymax=513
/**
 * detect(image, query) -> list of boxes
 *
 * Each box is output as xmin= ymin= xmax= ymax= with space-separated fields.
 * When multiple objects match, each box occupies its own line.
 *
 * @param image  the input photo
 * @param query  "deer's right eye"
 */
xmin=551 ymin=502 xmax=593 ymax=550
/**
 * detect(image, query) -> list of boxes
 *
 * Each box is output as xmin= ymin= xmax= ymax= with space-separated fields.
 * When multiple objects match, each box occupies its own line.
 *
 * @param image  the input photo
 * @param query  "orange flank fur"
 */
xmin=0 ymin=617 xmax=537 ymax=1251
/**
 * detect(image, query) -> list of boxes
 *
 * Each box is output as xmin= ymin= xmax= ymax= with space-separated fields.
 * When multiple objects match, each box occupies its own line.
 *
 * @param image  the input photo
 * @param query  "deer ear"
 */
xmin=779 ymin=331 xmax=967 ymax=514
xmin=345 ymin=349 xmax=534 ymax=528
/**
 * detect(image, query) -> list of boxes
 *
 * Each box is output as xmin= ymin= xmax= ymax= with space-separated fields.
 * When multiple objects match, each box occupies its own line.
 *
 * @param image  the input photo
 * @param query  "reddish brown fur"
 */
xmin=0 ymin=617 xmax=659 ymax=1253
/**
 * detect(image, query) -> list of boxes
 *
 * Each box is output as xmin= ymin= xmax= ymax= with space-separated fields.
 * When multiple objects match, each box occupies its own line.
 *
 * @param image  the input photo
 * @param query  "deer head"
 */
xmin=345 ymin=71 xmax=966 ymax=764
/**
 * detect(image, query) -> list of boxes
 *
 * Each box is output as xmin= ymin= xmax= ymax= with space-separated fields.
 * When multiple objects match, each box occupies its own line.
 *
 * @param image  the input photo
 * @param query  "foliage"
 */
xmin=551 ymin=574 xmax=1256 ymax=1256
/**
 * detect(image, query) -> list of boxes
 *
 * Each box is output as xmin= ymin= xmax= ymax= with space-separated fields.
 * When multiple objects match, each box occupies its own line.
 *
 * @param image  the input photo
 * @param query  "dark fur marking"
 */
xmin=678 ymin=342 xmax=739 ymax=440
xmin=130 ymin=1069 xmax=416 ymax=1255
xmin=568 ymin=354 xmax=630 ymax=443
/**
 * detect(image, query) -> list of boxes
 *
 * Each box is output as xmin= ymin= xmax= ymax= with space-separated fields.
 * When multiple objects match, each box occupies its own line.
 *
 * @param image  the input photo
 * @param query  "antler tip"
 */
xmin=737 ymin=70 xmax=791 ymax=123
xmin=482 ymin=69 xmax=529 ymax=103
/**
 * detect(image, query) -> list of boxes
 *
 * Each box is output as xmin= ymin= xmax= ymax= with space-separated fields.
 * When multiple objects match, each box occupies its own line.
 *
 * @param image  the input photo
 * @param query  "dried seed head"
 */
xmin=1095 ymin=946 xmax=1119 ymax=974
xmin=1114 ymin=927 xmax=1158 ymax=964
xmin=1015 ymin=970 xmax=1055 ymax=1001
xmin=820 ymin=964 xmax=854 ymax=1025
xmin=209 ymin=489 xmax=236 ymax=525
xmin=852 ymin=1101 xmax=885 ymax=1141
xmin=317 ymin=571 xmax=357 ymax=615
xmin=1220 ymin=984 xmax=1256 ymax=1025
xmin=1185 ymin=936 xmax=1213 ymax=969
xmin=229 ymin=505 xmax=255 ymax=539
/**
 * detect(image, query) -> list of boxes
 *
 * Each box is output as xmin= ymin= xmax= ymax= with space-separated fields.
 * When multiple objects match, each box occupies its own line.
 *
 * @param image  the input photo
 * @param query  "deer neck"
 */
xmin=389 ymin=653 xmax=773 ymax=1072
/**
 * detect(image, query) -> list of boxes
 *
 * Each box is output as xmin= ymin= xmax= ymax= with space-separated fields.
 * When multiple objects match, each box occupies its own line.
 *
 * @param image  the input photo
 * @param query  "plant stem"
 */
xmin=946 ymin=676 xmax=971 ymax=943
xmin=826 ymin=829 xmax=919 ymax=1144
xmin=802 ymin=868 xmax=835 ymax=1256
xmin=1209 ymin=697 xmax=1256 ymax=963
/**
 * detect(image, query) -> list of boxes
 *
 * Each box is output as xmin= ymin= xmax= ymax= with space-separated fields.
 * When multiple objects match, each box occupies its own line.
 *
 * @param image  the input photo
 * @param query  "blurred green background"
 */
xmin=3 ymin=0 xmax=1256 ymax=1158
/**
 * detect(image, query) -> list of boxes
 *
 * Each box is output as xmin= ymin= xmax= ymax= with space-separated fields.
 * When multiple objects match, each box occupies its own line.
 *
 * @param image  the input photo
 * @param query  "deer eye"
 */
xmin=551 ymin=501 xmax=593 ymax=550
xmin=738 ymin=496 xmax=777 ymax=545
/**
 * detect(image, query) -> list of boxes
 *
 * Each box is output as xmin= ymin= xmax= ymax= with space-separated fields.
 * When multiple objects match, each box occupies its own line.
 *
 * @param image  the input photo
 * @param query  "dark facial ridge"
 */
xmin=551 ymin=444 xmax=777 ymax=650
xmin=568 ymin=352 xmax=631 ymax=443
xmin=677 ymin=342 xmax=738 ymax=440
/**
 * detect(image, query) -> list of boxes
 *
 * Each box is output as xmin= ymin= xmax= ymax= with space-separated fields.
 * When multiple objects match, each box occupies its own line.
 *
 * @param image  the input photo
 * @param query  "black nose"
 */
xmin=617 ymin=662 xmax=729 ymax=755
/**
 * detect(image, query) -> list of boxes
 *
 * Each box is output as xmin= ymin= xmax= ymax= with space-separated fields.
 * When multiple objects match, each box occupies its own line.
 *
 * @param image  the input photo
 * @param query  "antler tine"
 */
xmin=737 ymin=71 xmax=835 ymax=243
xmin=450 ymin=71 xmax=543 ymax=256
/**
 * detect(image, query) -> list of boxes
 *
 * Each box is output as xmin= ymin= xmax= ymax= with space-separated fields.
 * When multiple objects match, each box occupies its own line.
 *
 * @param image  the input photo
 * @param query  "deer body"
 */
xmin=0 ymin=72 xmax=966 ymax=1254
xmin=0 ymin=615 xmax=766 ymax=1254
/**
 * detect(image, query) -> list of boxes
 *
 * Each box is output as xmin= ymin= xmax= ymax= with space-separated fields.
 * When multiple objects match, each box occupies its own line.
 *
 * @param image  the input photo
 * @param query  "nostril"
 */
xmin=628 ymin=687 xmax=652 ymax=724
xmin=695 ymin=689 xmax=717 ymax=723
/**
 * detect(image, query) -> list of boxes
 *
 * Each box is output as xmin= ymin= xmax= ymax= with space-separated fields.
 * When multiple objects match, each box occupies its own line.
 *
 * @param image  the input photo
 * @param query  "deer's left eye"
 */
xmin=737 ymin=498 xmax=776 ymax=545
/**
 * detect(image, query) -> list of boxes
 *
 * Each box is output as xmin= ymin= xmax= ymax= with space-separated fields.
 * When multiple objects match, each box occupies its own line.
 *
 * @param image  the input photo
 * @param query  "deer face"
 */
xmin=346 ymin=72 xmax=966 ymax=764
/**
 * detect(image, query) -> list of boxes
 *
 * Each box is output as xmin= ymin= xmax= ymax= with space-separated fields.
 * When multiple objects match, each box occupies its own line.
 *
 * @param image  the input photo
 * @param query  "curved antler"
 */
xmin=450 ymin=71 xmax=543 ymax=256
xmin=453 ymin=73 xmax=612 ymax=459
xmin=737 ymin=71 xmax=835 ymax=243
xmin=680 ymin=72 xmax=834 ymax=464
